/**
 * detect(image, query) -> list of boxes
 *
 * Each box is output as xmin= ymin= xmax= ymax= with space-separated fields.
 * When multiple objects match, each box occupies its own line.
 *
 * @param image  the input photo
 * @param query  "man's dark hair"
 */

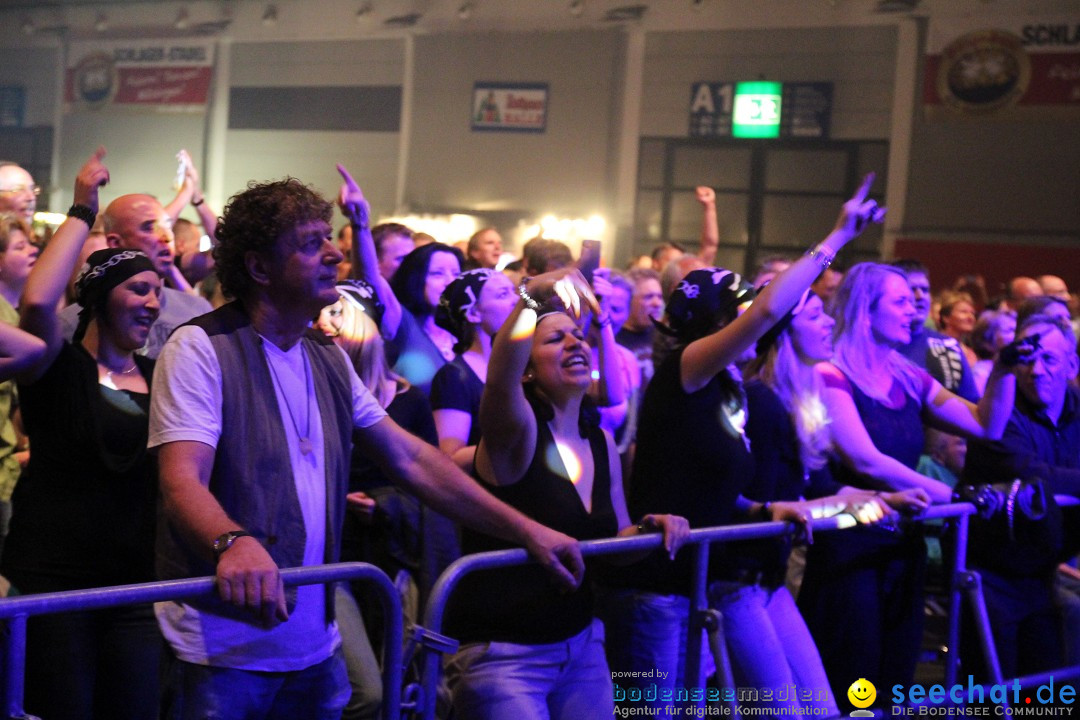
xmin=390 ymin=242 xmax=465 ymax=318
xmin=889 ymin=258 xmax=929 ymax=279
xmin=523 ymin=238 xmax=572 ymax=275
xmin=650 ymin=241 xmax=685 ymax=263
xmin=371 ymin=223 xmax=414 ymax=259
xmin=214 ymin=178 xmax=332 ymax=301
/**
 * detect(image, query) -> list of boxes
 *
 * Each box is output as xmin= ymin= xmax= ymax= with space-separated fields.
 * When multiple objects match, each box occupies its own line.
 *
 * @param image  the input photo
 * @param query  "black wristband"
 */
xmin=759 ymin=501 xmax=773 ymax=522
xmin=67 ymin=203 xmax=97 ymax=228
xmin=192 ymin=196 xmax=205 ymax=207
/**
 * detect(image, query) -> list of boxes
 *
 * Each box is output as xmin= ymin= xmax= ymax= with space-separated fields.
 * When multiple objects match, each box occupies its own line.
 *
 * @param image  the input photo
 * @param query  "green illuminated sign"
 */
xmin=732 ymin=81 xmax=782 ymax=138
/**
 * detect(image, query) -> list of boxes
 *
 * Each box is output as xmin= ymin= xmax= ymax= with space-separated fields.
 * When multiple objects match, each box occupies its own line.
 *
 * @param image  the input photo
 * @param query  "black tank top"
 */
xmin=444 ymin=400 xmax=617 ymax=644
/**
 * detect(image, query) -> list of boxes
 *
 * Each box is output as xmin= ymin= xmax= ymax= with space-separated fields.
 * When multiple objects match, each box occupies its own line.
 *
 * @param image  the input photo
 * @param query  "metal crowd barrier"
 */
xmin=416 ymin=500 xmax=1080 ymax=719
xmin=0 ymin=562 xmax=402 ymax=720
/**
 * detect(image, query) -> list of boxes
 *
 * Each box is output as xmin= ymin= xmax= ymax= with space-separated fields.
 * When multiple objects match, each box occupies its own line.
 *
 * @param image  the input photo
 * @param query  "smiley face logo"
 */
xmin=847 ymin=678 xmax=876 ymax=710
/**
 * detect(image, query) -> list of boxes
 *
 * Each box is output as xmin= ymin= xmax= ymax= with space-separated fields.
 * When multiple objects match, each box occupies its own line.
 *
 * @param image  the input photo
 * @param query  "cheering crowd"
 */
xmin=0 ymin=148 xmax=1076 ymax=720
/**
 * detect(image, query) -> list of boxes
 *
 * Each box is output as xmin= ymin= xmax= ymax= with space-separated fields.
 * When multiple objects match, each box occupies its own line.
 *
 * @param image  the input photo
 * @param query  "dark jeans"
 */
xmin=24 ymin=602 xmax=162 ymax=720
xmin=962 ymin=569 xmax=1062 ymax=683
xmin=799 ymin=528 xmax=926 ymax=708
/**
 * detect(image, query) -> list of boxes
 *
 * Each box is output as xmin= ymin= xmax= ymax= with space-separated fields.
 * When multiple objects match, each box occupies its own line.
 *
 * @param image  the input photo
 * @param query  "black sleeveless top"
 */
xmin=444 ymin=399 xmax=617 ymax=644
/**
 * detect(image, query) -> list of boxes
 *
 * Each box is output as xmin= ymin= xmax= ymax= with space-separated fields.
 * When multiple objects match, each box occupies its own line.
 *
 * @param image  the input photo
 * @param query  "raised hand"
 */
xmin=695 ymin=186 xmax=716 ymax=205
xmin=74 ymin=146 xmax=109 ymax=214
xmin=336 ymin=163 xmax=370 ymax=229
xmin=833 ymin=172 xmax=887 ymax=239
xmin=527 ymin=267 xmax=599 ymax=322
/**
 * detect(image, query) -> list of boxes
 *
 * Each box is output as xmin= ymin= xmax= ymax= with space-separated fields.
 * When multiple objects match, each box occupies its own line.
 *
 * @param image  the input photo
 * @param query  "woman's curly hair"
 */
xmin=213 ymin=178 xmax=332 ymax=301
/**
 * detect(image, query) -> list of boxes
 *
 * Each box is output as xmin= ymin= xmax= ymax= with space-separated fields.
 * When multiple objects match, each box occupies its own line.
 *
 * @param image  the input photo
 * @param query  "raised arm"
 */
xmin=587 ymin=269 xmax=627 ymax=408
xmin=336 ymin=163 xmax=402 ymax=339
xmin=475 ymin=268 xmax=595 ymax=486
xmin=696 ymin=186 xmax=719 ymax=265
xmin=162 ymin=150 xmax=195 ymax=223
xmin=680 ymin=174 xmax=886 ymax=393
xmin=920 ymin=341 xmax=1023 ymax=441
xmin=19 ymin=147 xmax=109 ymax=381
xmin=176 ymin=150 xmax=219 ymax=283
xmin=818 ymin=364 xmax=953 ymax=503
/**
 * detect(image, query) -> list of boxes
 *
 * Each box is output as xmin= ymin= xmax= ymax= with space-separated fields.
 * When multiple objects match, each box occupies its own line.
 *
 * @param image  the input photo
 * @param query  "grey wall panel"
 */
xmin=228 ymin=86 xmax=401 ymax=131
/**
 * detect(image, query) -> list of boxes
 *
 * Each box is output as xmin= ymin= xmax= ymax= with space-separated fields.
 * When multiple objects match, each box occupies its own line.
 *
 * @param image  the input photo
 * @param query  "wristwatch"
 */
xmin=212 ymin=530 xmax=252 ymax=561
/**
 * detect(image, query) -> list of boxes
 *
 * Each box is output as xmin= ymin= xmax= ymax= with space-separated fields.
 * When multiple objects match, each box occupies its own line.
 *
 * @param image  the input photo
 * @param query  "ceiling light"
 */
xmin=262 ymin=4 xmax=278 ymax=25
xmin=569 ymin=0 xmax=585 ymax=17
xmin=175 ymin=7 xmax=190 ymax=30
xmin=458 ymin=3 xmax=474 ymax=20
xmin=94 ymin=13 xmax=108 ymax=32
xmin=355 ymin=2 xmax=373 ymax=22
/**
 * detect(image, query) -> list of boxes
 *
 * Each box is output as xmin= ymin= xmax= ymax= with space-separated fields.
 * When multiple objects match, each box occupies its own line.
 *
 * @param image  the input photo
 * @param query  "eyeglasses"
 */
xmin=0 ymin=185 xmax=40 ymax=197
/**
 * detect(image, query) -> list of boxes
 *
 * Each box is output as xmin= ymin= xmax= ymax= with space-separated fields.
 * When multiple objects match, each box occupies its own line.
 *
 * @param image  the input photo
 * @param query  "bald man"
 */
xmin=0 ymin=163 xmax=38 ymax=227
xmin=1038 ymin=275 xmax=1070 ymax=302
xmin=59 ymin=194 xmax=211 ymax=358
xmin=1005 ymin=276 xmax=1043 ymax=311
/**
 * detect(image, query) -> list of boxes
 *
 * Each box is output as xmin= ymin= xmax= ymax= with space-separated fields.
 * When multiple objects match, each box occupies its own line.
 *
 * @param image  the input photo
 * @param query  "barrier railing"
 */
xmin=0 ymin=562 xmax=402 ymax=720
xmin=417 ymin=500 xmax=1078 ymax=719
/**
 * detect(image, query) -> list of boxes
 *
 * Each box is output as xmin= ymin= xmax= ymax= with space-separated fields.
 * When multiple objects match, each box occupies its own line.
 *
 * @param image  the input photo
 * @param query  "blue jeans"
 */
xmin=709 ymin=582 xmax=839 ymax=717
xmin=445 ymin=618 xmax=613 ymax=720
xmin=163 ymin=647 xmax=350 ymax=720
xmin=334 ymin=585 xmax=382 ymax=720
xmin=600 ymin=589 xmax=713 ymax=715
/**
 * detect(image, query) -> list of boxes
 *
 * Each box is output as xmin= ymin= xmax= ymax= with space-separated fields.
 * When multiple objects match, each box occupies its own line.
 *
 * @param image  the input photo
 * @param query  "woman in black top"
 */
xmin=444 ymin=267 xmax=688 ymax=720
xmin=1 ymin=148 xmax=164 ymax=719
xmin=613 ymin=175 xmax=887 ymax=710
xmin=430 ymin=268 xmax=518 ymax=472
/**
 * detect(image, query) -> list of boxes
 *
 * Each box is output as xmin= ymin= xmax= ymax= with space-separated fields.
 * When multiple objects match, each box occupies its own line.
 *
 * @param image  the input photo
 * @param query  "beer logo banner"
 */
xmin=65 ymin=40 xmax=215 ymax=113
xmin=924 ymin=16 xmax=1079 ymax=118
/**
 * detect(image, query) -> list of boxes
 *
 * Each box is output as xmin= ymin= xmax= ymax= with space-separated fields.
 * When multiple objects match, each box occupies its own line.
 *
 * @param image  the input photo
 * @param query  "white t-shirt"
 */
xmin=148 ymin=324 xmax=386 ymax=670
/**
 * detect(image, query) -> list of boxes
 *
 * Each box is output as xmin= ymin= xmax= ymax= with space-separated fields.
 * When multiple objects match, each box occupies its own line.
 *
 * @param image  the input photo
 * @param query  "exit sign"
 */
xmin=689 ymin=81 xmax=833 ymax=139
xmin=732 ymin=81 xmax=782 ymax=138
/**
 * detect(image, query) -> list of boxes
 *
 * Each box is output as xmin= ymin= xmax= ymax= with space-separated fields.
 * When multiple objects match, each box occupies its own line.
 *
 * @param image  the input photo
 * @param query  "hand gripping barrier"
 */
xmin=415 ymin=500 xmax=1080 ymax=719
xmin=0 ymin=562 xmax=401 ymax=720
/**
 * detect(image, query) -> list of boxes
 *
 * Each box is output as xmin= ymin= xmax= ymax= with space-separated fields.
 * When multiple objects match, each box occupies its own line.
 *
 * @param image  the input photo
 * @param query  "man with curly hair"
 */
xmin=148 ymin=175 xmax=584 ymax=718
xmin=58 ymin=193 xmax=212 ymax=357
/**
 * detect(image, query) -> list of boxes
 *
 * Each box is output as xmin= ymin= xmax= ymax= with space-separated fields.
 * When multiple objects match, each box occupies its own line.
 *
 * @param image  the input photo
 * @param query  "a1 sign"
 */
xmin=690 ymin=80 xmax=831 ymax=139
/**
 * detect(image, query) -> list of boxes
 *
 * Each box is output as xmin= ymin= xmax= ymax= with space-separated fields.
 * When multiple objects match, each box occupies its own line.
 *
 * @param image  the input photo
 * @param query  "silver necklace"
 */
xmin=264 ymin=345 xmax=315 ymax=456
xmin=99 ymin=358 xmax=138 ymax=388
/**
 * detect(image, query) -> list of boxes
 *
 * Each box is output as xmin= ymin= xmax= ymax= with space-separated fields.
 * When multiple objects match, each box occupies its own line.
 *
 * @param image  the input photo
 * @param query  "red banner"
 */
xmin=65 ymin=40 xmax=215 ymax=112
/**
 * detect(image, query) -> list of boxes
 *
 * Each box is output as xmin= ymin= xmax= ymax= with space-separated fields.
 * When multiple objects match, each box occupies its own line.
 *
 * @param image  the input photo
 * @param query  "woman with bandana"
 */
xmin=442 ymin=267 xmax=689 ymax=720
xmin=430 ymin=268 xmax=518 ymax=472
xmin=605 ymin=175 xmax=887 ymax=713
xmin=0 ymin=148 xmax=164 ymax=719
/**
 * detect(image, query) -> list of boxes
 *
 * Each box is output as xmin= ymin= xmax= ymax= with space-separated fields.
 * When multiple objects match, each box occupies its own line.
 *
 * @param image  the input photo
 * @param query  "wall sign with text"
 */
xmin=472 ymin=83 xmax=548 ymax=133
xmin=689 ymin=81 xmax=833 ymax=139
xmin=65 ymin=39 xmax=215 ymax=113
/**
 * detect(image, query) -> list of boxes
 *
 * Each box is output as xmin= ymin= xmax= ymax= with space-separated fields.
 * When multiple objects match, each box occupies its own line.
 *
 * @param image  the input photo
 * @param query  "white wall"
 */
xmin=408 ymin=30 xmax=625 ymax=219
xmin=225 ymin=39 xmax=404 ymax=219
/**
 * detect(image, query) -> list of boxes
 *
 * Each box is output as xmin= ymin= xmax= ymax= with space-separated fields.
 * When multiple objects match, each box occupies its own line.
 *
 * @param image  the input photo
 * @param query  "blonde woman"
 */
xmin=798 ymin=262 xmax=1024 ymax=706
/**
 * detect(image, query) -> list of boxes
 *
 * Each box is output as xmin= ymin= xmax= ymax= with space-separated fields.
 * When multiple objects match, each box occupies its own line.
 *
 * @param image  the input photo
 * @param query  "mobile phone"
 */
xmin=578 ymin=239 xmax=602 ymax=286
